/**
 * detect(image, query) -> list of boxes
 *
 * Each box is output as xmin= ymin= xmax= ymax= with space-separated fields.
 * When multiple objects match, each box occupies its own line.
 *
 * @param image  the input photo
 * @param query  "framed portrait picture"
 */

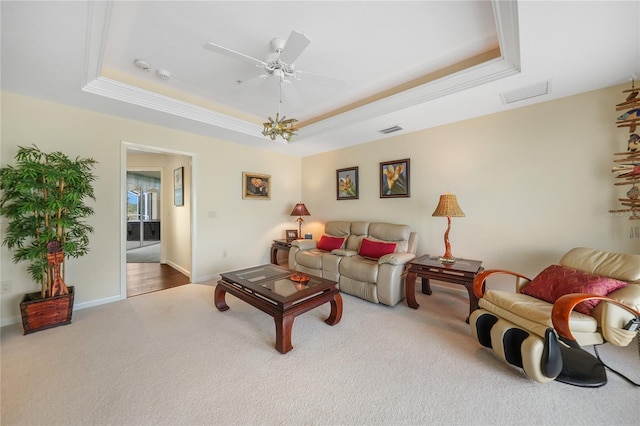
xmin=174 ymin=167 xmax=184 ymax=206
xmin=380 ymin=158 xmax=410 ymax=198
xmin=336 ymin=166 xmax=359 ymax=200
xmin=242 ymin=172 xmax=271 ymax=200
xmin=285 ymin=229 xmax=299 ymax=242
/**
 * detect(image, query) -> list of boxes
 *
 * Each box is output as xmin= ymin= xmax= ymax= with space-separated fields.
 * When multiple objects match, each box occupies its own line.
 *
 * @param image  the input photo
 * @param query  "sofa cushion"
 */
xmin=317 ymin=235 xmax=345 ymax=251
xmin=358 ymin=238 xmax=396 ymax=260
xmin=521 ymin=265 xmax=628 ymax=314
xmin=340 ymin=256 xmax=379 ymax=283
xmin=324 ymin=221 xmax=352 ymax=237
xmin=296 ymin=249 xmax=326 ymax=270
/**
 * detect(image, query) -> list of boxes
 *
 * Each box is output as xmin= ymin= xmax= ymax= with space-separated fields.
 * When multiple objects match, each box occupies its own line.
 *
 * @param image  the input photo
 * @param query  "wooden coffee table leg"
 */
xmin=325 ymin=293 xmax=343 ymax=325
xmin=274 ymin=314 xmax=294 ymax=354
xmin=214 ymin=284 xmax=229 ymax=312
xmin=405 ymin=271 xmax=419 ymax=309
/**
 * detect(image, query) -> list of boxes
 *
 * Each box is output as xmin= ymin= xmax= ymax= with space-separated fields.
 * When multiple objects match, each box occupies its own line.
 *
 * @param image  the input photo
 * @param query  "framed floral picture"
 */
xmin=336 ymin=166 xmax=359 ymax=200
xmin=242 ymin=172 xmax=270 ymax=200
xmin=380 ymin=158 xmax=410 ymax=198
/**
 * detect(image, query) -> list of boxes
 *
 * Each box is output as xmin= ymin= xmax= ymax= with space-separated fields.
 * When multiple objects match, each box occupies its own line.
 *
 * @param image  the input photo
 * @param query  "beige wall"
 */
xmin=300 ymin=84 xmax=640 ymax=292
xmin=2 ymin=84 xmax=639 ymax=325
xmin=0 ymin=92 xmax=301 ymax=325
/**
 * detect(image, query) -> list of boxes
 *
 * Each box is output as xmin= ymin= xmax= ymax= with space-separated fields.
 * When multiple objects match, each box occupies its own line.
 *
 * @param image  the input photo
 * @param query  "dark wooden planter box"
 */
xmin=20 ymin=286 xmax=75 ymax=335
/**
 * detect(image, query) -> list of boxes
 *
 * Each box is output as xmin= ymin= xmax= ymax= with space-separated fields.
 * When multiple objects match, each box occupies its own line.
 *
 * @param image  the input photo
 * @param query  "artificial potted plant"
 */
xmin=0 ymin=145 xmax=97 ymax=334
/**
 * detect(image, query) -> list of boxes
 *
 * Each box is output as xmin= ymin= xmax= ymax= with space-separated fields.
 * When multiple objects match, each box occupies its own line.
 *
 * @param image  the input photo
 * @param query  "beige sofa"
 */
xmin=288 ymin=221 xmax=418 ymax=306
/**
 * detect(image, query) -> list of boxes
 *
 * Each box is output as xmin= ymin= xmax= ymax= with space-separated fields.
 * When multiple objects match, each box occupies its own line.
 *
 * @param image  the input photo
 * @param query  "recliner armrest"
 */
xmin=378 ymin=252 xmax=415 ymax=266
xmin=552 ymin=293 xmax=640 ymax=346
xmin=291 ymin=239 xmax=317 ymax=250
xmin=331 ymin=249 xmax=358 ymax=257
xmin=472 ymin=269 xmax=532 ymax=299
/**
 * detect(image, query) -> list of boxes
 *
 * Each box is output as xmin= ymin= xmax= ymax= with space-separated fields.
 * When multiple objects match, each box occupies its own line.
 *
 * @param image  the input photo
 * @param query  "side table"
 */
xmin=405 ymin=254 xmax=484 ymax=323
xmin=270 ymin=239 xmax=292 ymax=265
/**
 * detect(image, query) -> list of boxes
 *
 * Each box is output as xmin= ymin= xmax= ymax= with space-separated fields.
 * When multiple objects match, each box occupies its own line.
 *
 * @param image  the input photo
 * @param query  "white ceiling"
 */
xmin=2 ymin=1 xmax=639 ymax=157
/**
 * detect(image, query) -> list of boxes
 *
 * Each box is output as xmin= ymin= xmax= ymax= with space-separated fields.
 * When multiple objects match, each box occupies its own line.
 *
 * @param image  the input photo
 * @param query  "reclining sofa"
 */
xmin=469 ymin=247 xmax=640 ymax=386
xmin=288 ymin=221 xmax=418 ymax=306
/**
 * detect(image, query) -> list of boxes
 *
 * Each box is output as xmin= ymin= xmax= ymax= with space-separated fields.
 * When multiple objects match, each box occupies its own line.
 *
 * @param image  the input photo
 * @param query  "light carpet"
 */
xmin=1 ymin=282 xmax=638 ymax=425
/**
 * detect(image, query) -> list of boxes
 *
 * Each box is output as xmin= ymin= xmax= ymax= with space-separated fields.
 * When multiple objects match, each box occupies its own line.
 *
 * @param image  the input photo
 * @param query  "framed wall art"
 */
xmin=336 ymin=166 xmax=359 ymax=200
xmin=174 ymin=167 xmax=184 ymax=206
xmin=242 ymin=172 xmax=271 ymax=200
xmin=285 ymin=229 xmax=299 ymax=242
xmin=380 ymin=158 xmax=410 ymax=198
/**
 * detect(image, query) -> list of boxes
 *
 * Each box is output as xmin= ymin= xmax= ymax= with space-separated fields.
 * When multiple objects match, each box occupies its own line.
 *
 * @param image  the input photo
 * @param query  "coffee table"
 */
xmin=215 ymin=264 xmax=343 ymax=353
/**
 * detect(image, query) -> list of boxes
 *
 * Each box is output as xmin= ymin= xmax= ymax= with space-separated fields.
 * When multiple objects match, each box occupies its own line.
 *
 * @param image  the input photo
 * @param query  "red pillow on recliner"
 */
xmin=520 ymin=264 xmax=628 ymax=314
xmin=317 ymin=235 xmax=345 ymax=251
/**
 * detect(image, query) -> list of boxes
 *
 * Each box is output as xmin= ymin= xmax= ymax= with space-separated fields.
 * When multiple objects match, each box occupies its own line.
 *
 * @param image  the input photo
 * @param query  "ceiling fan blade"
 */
xmin=278 ymin=31 xmax=311 ymax=65
xmin=204 ymin=42 xmax=266 ymax=68
xmin=238 ymin=74 xmax=270 ymax=88
xmin=294 ymin=70 xmax=346 ymax=90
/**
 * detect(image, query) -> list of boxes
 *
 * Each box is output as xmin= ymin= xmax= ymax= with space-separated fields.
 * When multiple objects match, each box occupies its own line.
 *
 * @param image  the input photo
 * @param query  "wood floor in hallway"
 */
xmin=126 ymin=263 xmax=190 ymax=297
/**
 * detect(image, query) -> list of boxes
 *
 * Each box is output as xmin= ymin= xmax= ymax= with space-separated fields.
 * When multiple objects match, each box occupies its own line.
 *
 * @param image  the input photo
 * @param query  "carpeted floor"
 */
xmin=1 ymin=281 xmax=638 ymax=425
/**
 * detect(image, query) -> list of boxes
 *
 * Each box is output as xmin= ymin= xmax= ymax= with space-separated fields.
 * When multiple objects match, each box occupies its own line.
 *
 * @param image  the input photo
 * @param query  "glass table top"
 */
xmin=219 ymin=264 xmax=333 ymax=302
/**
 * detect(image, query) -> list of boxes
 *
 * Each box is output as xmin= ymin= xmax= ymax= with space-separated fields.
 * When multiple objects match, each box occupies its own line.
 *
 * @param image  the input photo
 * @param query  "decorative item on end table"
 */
xmin=290 ymin=202 xmax=310 ymax=238
xmin=337 ymin=166 xmax=359 ymax=200
xmin=380 ymin=159 xmax=410 ymax=198
xmin=0 ymin=145 xmax=97 ymax=334
xmin=285 ymin=229 xmax=299 ymax=242
xmin=432 ymin=192 xmax=465 ymax=264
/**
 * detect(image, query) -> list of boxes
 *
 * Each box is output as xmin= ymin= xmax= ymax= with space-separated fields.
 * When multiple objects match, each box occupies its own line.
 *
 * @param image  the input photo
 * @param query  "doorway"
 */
xmin=123 ymin=144 xmax=193 ymax=298
xmin=126 ymin=170 xmax=162 ymax=263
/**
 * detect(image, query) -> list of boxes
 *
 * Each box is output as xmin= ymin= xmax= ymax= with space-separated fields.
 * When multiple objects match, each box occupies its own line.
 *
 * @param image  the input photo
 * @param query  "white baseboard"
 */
xmin=165 ymin=260 xmax=190 ymax=278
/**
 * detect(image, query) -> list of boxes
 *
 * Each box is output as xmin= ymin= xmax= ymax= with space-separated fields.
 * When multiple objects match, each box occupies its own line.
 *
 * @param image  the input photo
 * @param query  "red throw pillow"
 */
xmin=317 ymin=235 xmax=345 ymax=251
xmin=521 ymin=264 xmax=628 ymax=315
xmin=358 ymin=238 xmax=397 ymax=260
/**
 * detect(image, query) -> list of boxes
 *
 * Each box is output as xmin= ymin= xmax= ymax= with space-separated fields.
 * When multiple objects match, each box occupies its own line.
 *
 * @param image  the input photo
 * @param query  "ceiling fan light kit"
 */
xmin=262 ymin=113 xmax=298 ymax=143
xmin=204 ymin=29 xmax=344 ymax=144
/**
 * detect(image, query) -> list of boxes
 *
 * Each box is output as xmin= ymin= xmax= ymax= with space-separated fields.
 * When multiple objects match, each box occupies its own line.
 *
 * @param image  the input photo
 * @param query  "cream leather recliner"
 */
xmin=469 ymin=247 xmax=640 ymax=386
xmin=288 ymin=221 xmax=418 ymax=306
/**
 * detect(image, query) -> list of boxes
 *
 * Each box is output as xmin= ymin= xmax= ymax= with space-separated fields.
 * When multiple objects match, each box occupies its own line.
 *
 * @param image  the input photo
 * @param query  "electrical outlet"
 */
xmin=222 ymin=251 xmax=228 ymax=258
xmin=1 ymin=280 xmax=12 ymax=294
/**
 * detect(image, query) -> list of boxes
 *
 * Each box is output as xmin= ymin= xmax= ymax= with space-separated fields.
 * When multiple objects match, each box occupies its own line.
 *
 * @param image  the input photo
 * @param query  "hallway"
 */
xmin=126 ymin=263 xmax=190 ymax=297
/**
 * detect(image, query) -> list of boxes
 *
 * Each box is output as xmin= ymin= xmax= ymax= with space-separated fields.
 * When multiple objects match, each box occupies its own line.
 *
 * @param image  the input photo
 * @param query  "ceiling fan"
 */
xmin=204 ymin=30 xmax=345 ymax=95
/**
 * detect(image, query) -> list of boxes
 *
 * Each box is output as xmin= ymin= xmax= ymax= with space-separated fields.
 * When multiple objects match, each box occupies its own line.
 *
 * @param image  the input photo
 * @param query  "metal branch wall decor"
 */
xmin=610 ymin=80 xmax=640 ymax=238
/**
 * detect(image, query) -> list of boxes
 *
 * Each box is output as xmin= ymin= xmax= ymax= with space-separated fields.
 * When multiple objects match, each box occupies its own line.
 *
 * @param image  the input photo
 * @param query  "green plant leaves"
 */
xmin=0 ymin=145 xmax=97 ymax=296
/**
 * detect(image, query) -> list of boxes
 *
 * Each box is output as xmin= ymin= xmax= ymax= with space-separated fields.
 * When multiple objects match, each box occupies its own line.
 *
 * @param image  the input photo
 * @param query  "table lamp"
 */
xmin=290 ymin=202 xmax=310 ymax=238
xmin=432 ymin=192 xmax=465 ymax=264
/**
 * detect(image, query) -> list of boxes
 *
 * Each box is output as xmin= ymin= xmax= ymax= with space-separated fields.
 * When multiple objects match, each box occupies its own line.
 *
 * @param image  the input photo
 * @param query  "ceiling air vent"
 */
xmin=379 ymin=125 xmax=403 ymax=134
xmin=500 ymin=81 xmax=550 ymax=104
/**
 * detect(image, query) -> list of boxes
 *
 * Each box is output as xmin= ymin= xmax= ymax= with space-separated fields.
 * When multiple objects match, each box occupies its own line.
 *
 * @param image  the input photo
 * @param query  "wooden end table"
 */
xmin=405 ymin=255 xmax=483 ymax=323
xmin=270 ymin=239 xmax=292 ymax=265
